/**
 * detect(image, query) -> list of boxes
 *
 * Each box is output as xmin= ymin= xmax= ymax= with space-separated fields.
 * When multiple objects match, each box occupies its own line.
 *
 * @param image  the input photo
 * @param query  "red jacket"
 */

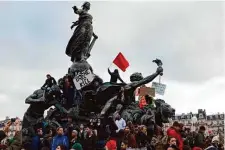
xmin=139 ymin=96 xmax=147 ymax=109
xmin=167 ymin=127 xmax=183 ymax=150
xmin=0 ymin=144 xmax=7 ymax=149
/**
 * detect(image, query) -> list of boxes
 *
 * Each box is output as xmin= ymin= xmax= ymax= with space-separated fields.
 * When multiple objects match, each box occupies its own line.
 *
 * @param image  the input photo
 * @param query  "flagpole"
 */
xmin=109 ymin=62 xmax=113 ymax=69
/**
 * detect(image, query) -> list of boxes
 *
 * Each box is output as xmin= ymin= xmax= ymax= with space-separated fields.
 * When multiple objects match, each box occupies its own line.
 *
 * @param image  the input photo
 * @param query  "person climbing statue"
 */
xmin=41 ymin=74 xmax=57 ymax=89
xmin=108 ymin=68 xmax=126 ymax=84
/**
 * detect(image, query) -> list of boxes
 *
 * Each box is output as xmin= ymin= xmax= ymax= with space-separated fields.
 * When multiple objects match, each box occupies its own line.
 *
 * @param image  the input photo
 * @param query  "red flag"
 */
xmin=113 ymin=52 xmax=129 ymax=72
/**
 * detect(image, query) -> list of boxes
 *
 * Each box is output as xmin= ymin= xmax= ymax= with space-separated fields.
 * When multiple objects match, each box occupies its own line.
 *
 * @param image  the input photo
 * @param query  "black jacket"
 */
xmin=42 ymin=77 xmax=57 ymax=88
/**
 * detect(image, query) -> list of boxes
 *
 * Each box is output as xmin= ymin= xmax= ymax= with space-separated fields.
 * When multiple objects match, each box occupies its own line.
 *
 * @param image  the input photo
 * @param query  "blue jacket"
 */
xmin=51 ymin=135 xmax=69 ymax=150
xmin=31 ymin=136 xmax=41 ymax=150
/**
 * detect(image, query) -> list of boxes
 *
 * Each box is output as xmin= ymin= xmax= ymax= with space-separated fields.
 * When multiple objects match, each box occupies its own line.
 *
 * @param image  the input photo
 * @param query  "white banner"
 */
xmin=73 ymin=69 xmax=94 ymax=90
xmin=151 ymin=82 xmax=166 ymax=95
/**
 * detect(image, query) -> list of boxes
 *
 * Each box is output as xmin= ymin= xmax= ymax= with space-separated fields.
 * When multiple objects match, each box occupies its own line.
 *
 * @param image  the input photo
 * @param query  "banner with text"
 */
xmin=73 ymin=69 xmax=94 ymax=90
xmin=152 ymin=82 xmax=166 ymax=95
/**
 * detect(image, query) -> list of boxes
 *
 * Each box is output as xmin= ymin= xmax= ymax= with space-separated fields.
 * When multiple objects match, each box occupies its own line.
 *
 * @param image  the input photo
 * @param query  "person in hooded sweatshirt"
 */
xmin=167 ymin=121 xmax=183 ymax=150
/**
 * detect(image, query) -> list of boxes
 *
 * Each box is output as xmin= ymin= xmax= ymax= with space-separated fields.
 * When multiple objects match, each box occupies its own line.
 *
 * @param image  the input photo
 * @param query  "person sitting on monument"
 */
xmin=108 ymin=68 xmax=126 ymax=84
xmin=144 ymin=95 xmax=155 ymax=109
xmin=63 ymin=76 xmax=75 ymax=109
xmin=42 ymin=74 xmax=57 ymax=89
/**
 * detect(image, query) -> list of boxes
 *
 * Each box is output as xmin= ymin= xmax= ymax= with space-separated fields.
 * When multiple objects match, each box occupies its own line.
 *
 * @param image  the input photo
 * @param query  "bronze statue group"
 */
xmin=20 ymin=2 xmax=175 ymax=150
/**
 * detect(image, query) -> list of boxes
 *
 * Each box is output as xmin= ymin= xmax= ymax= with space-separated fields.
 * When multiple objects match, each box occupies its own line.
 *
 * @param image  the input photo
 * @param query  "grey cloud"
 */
xmin=0 ymin=1 xmax=224 ymax=83
xmin=93 ymin=1 xmax=224 ymax=82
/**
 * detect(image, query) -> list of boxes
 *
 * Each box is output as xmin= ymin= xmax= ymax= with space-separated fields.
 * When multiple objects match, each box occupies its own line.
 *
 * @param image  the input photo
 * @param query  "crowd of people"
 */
xmin=0 ymin=76 xmax=223 ymax=150
xmin=0 ymin=115 xmax=224 ymax=150
xmin=0 ymin=75 xmax=223 ymax=150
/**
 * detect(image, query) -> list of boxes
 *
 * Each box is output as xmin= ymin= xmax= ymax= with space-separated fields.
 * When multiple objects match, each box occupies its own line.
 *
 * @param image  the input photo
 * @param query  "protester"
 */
xmin=204 ymin=135 xmax=220 ymax=150
xmin=120 ymin=141 xmax=128 ymax=150
xmin=0 ymin=119 xmax=22 ymax=150
xmin=70 ymin=130 xmax=82 ymax=150
xmin=167 ymin=121 xmax=183 ymax=150
xmin=167 ymin=136 xmax=177 ymax=146
xmin=42 ymin=74 xmax=57 ymax=89
xmin=56 ymin=145 xmax=67 ymax=150
xmin=77 ymin=124 xmax=85 ymax=147
xmin=0 ymin=116 xmax=224 ymax=150
xmin=82 ymin=128 xmax=97 ymax=150
xmin=105 ymin=131 xmax=117 ymax=150
xmin=0 ymin=75 xmax=224 ymax=150
xmin=115 ymin=114 xmax=126 ymax=133
xmin=107 ymin=68 xmax=125 ymax=84
xmin=31 ymin=128 xmax=43 ymax=150
xmin=136 ymin=125 xmax=149 ymax=149
xmin=193 ymin=126 xmax=206 ymax=149
xmin=51 ymin=127 xmax=69 ymax=150
xmin=124 ymin=126 xmax=137 ymax=149
xmin=166 ymin=144 xmax=179 ymax=150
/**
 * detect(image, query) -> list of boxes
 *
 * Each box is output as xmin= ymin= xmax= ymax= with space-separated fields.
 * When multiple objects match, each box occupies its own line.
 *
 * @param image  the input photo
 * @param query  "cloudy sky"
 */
xmin=0 ymin=1 xmax=224 ymax=120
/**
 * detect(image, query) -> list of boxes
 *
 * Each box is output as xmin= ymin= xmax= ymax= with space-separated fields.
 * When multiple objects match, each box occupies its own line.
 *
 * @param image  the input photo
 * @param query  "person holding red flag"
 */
xmin=108 ymin=68 xmax=126 ymax=84
xmin=107 ymin=52 xmax=129 ymax=84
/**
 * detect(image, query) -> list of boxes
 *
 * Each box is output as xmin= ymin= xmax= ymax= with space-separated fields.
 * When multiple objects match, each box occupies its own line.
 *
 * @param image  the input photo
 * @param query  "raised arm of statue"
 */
xmin=128 ymin=66 xmax=163 ymax=89
xmin=72 ymin=6 xmax=83 ymax=15
xmin=93 ymin=33 xmax=98 ymax=39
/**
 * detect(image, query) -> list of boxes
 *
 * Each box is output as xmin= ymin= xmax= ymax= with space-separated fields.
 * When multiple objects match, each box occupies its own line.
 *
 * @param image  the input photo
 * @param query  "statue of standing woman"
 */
xmin=66 ymin=2 xmax=98 ymax=62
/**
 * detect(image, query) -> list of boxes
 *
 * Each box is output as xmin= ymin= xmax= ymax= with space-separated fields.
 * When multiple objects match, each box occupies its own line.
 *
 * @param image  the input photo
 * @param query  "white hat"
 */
xmin=212 ymin=135 xmax=219 ymax=143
